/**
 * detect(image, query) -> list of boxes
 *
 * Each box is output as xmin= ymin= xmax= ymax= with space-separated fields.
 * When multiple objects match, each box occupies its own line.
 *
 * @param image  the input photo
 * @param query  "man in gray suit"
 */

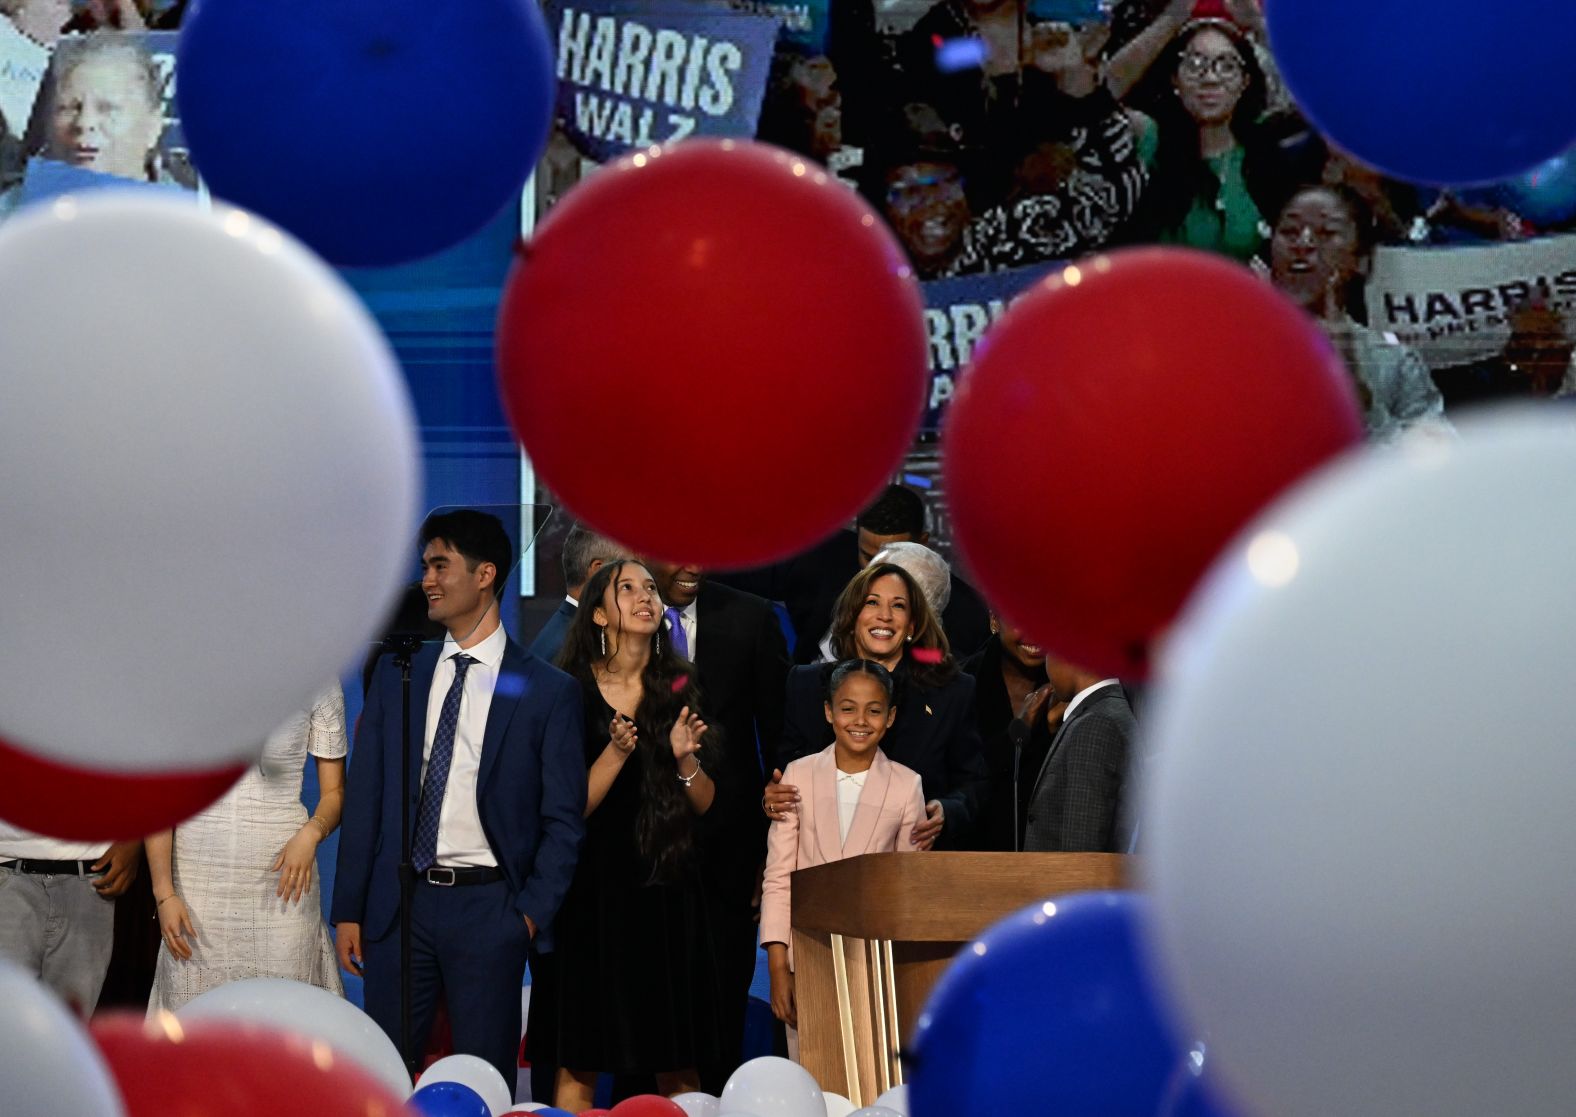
xmin=1022 ymin=654 xmax=1136 ymax=853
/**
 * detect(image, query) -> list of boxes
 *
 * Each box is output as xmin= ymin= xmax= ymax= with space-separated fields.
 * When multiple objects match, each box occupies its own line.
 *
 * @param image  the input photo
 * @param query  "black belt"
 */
xmin=0 ymin=858 xmax=97 ymax=876
xmin=417 ymin=865 xmax=503 ymax=887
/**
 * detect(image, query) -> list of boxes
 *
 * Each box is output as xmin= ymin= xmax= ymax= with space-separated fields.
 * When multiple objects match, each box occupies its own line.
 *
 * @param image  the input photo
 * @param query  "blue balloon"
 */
xmin=1266 ymin=0 xmax=1576 ymax=186
xmin=177 ymin=0 xmax=554 ymax=266
xmin=908 ymin=891 xmax=1181 ymax=1117
xmin=409 ymin=1080 xmax=492 ymax=1117
xmin=1498 ymin=150 xmax=1576 ymax=228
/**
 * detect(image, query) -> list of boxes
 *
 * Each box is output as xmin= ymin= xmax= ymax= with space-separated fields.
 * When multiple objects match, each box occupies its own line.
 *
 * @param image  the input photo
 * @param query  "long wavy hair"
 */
xmin=828 ymin=562 xmax=957 ymax=688
xmin=556 ymin=559 xmax=714 ymax=883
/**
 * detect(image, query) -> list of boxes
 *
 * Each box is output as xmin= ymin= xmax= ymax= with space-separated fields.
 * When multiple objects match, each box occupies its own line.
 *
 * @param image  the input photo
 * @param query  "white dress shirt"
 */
xmin=421 ymin=623 xmax=508 ymax=867
xmin=1062 ymin=679 xmax=1122 ymax=721
xmin=0 ymin=821 xmax=102 ymax=862
xmin=836 ymin=768 xmax=868 ymax=845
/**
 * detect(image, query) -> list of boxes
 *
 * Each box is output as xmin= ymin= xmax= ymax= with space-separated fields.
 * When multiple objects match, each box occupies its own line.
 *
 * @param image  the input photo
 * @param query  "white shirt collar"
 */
xmin=1063 ymin=679 xmax=1120 ymax=721
xmin=837 ymin=768 xmax=869 ymax=784
xmin=441 ymin=621 xmax=507 ymax=669
xmin=564 ymin=594 xmax=578 ymax=607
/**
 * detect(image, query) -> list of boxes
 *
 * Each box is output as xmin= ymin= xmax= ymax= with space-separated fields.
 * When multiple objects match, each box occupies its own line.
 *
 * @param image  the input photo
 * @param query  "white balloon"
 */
xmin=505 ymin=1106 xmax=546 ymax=1113
xmin=674 ymin=1092 xmax=723 ymax=1117
xmin=847 ymin=1109 xmax=901 ymax=1117
xmin=177 ymin=976 xmax=410 ymax=1098
xmin=821 ymin=1091 xmax=855 ymax=1117
xmin=0 ymin=192 xmax=418 ymax=772
xmin=1143 ymin=409 xmax=1576 ymax=1117
xmin=421 ymin=1052 xmax=514 ymax=1116
xmin=720 ymin=1056 xmax=824 ymax=1117
xmin=872 ymin=1085 xmax=908 ymax=1116
xmin=0 ymin=957 xmax=126 ymax=1116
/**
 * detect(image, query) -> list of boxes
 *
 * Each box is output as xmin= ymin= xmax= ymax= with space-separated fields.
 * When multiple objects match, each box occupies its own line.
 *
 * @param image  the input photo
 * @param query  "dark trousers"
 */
xmin=362 ymin=878 xmax=531 ymax=1092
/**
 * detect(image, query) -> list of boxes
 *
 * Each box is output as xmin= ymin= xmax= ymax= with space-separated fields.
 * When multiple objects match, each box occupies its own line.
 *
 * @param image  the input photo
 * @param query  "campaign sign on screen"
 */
xmin=547 ymin=0 xmax=780 ymax=162
xmin=922 ymin=264 xmax=1055 ymax=432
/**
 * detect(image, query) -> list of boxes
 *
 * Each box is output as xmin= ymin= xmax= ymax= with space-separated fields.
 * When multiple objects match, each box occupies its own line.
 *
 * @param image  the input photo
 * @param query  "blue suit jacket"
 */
xmin=527 ymin=598 xmax=577 ymax=664
xmin=331 ymin=637 xmax=587 ymax=951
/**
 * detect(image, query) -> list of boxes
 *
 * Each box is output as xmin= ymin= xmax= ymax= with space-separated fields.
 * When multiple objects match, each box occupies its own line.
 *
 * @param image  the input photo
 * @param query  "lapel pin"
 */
xmin=925 ymin=704 xmax=933 ymax=716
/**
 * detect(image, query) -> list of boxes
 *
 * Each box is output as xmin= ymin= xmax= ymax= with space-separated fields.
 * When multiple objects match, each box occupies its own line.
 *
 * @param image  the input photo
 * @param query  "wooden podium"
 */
xmin=789 ymin=851 xmax=1129 ymax=1105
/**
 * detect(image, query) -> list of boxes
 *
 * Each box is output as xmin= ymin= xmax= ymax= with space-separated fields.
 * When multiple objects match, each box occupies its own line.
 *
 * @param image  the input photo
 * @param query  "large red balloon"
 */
xmin=93 ymin=1012 xmax=407 ymax=1117
xmin=943 ymin=247 xmax=1363 ymax=679
xmin=0 ymin=736 xmax=244 ymax=840
xmin=497 ymin=139 xmax=927 ymax=568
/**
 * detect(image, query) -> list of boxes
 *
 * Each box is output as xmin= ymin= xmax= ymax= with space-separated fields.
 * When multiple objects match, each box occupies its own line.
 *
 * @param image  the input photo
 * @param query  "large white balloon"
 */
xmin=420 ymin=1053 xmax=514 ymax=1116
xmin=0 ymin=193 xmax=418 ymax=772
xmin=721 ymin=1056 xmax=824 ymax=1117
xmin=178 ymin=976 xmax=410 ymax=1098
xmin=0 ymin=958 xmax=126 ymax=1116
xmin=1143 ymin=409 xmax=1576 ymax=1117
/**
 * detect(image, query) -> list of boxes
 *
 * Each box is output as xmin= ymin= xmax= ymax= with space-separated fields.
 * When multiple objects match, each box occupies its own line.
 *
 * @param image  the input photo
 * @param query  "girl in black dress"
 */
xmin=547 ymin=560 xmax=723 ymax=1109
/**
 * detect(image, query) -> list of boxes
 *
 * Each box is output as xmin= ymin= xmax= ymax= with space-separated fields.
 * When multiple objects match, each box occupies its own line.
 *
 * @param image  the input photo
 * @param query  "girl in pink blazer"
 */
xmin=760 ymin=659 xmax=927 ymax=1034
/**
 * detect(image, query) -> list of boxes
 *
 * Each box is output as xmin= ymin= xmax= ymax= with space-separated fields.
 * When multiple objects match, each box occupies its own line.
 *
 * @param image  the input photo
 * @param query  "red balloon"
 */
xmin=0 ymin=736 xmax=244 ymax=839
xmin=497 ymin=139 xmax=927 ymax=568
xmin=579 ymin=1110 xmax=614 ymax=1117
xmin=92 ymin=1012 xmax=406 ymax=1117
xmin=610 ymin=1098 xmax=685 ymax=1117
xmin=943 ymin=247 xmax=1363 ymax=678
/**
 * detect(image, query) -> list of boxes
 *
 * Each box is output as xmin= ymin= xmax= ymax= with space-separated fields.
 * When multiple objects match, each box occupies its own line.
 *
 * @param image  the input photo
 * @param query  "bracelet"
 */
xmin=677 ymin=757 xmax=702 ymax=786
xmin=156 ymin=894 xmax=178 ymax=907
xmin=307 ymin=816 xmax=331 ymax=838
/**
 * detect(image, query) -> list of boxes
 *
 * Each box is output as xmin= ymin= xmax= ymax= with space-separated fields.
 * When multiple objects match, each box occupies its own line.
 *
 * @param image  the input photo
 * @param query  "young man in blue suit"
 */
xmin=333 ymin=510 xmax=587 ymax=1090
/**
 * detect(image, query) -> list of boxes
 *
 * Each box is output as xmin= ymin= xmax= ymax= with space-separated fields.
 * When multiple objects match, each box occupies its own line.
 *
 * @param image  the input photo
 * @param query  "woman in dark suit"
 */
xmin=763 ymin=562 xmax=987 ymax=849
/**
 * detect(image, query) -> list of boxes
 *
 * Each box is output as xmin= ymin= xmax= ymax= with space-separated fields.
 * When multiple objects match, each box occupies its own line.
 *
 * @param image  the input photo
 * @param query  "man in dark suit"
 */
xmin=1023 ymin=652 xmax=1135 ymax=853
xmin=528 ymin=522 xmax=622 ymax=663
xmin=718 ymin=484 xmax=993 ymax=662
xmin=648 ymin=559 xmax=789 ymax=1093
xmin=333 ymin=510 xmax=587 ymax=1091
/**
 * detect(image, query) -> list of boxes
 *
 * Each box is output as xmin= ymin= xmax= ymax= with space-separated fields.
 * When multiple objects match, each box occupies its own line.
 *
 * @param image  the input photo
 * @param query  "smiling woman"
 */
xmin=535 ymin=558 xmax=728 ymax=1110
xmin=770 ymin=562 xmax=988 ymax=849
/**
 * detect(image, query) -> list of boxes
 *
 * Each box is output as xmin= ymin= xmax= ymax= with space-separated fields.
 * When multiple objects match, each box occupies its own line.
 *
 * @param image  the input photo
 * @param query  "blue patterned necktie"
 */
xmin=665 ymin=607 xmax=689 ymax=659
xmin=412 ymin=653 xmax=476 ymax=872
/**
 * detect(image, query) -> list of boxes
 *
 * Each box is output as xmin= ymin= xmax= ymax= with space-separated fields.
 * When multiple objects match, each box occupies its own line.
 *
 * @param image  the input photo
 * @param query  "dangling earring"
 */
xmin=655 ymin=628 xmax=663 ymax=657
xmin=599 ymin=626 xmax=607 ymax=657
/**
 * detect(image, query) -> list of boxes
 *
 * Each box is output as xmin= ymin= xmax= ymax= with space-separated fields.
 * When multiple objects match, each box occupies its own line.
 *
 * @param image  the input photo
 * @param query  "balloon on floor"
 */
xmin=0 ymin=960 xmax=126 ymax=1117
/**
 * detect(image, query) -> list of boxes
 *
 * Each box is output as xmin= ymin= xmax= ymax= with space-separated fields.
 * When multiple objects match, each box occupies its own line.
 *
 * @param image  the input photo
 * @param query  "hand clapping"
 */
xmin=669 ymin=705 xmax=707 ymax=760
xmin=609 ymin=714 xmax=638 ymax=754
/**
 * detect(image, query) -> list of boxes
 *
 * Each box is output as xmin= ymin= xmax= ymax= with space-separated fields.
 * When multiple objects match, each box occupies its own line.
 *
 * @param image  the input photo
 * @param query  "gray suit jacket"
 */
xmin=1023 ymin=683 xmax=1135 ymax=853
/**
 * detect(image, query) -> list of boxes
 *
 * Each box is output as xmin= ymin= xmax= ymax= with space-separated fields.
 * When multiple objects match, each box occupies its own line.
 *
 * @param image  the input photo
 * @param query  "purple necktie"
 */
xmin=665 ymin=607 xmax=689 ymax=659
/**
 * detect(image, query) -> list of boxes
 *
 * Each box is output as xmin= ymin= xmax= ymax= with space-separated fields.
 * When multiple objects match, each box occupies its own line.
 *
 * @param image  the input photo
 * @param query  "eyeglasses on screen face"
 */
xmin=1178 ymin=52 xmax=1245 ymax=82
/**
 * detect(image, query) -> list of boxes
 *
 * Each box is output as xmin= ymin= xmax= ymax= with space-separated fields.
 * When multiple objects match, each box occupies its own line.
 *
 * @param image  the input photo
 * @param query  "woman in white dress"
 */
xmin=147 ymin=684 xmax=348 ymax=1012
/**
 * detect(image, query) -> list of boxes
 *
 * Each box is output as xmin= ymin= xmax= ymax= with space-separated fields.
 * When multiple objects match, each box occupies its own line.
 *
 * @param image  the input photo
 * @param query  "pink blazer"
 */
xmin=759 ymin=746 xmax=926 ymax=961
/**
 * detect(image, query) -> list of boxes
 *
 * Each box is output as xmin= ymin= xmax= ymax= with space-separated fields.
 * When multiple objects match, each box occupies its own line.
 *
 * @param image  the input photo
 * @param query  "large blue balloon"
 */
xmin=177 ymin=0 xmax=554 ymax=266
xmin=409 ymin=1080 xmax=492 ymax=1117
xmin=908 ymin=891 xmax=1181 ymax=1117
xmin=1266 ymin=0 xmax=1576 ymax=186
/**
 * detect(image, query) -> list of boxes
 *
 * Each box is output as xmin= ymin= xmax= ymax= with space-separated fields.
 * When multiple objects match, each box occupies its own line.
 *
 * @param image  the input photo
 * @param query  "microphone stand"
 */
xmin=382 ymin=631 xmax=426 ymax=1077
xmin=1007 ymin=718 xmax=1027 ymax=853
